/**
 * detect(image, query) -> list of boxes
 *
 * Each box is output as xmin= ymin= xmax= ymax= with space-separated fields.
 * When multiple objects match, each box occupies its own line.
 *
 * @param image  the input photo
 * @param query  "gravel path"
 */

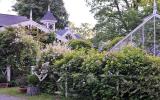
xmin=0 ymin=94 xmax=26 ymax=100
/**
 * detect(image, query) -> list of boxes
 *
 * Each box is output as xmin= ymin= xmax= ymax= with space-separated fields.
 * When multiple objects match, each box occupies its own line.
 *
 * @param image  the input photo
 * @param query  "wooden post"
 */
xmin=6 ymin=65 xmax=11 ymax=82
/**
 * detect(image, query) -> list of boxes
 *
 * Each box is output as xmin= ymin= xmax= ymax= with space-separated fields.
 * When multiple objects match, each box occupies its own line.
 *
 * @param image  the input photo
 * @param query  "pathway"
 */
xmin=0 ymin=94 xmax=26 ymax=100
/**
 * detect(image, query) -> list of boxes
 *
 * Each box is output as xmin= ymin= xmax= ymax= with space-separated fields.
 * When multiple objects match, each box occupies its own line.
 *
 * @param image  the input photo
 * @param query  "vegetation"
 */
xmin=86 ymin=0 xmax=160 ymax=45
xmin=1 ymin=1 xmax=160 ymax=99
xmin=50 ymin=46 xmax=160 ymax=99
xmin=0 ymin=75 xmax=7 ymax=83
xmin=100 ymin=36 xmax=124 ymax=51
xmin=68 ymin=39 xmax=92 ymax=50
xmin=0 ymin=28 xmax=41 ymax=80
xmin=69 ymin=22 xmax=95 ymax=39
xmin=27 ymin=75 xmax=39 ymax=86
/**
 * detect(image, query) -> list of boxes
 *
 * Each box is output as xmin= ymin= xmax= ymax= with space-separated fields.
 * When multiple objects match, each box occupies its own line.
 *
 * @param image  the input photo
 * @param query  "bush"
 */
xmin=0 ymin=75 xmax=7 ymax=83
xmin=54 ymin=49 xmax=106 ymax=99
xmin=54 ymin=50 xmax=86 ymax=96
xmin=100 ymin=47 xmax=160 ymax=99
xmin=39 ymin=76 xmax=58 ymax=94
xmin=41 ymin=32 xmax=55 ymax=44
xmin=68 ymin=39 xmax=92 ymax=50
xmin=0 ymin=28 xmax=41 ymax=80
xmin=27 ymin=75 xmax=39 ymax=86
xmin=15 ymin=75 xmax=28 ymax=87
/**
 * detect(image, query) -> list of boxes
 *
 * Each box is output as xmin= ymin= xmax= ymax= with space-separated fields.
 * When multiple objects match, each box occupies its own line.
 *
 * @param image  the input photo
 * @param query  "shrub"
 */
xmin=15 ymin=75 xmax=28 ymax=87
xmin=82 ymin=49 xmax=105 ymax=74
xmin=100 ymin=47 xmax=160 ymax=99
xmin=54 ymin=49 xmax=106 ymax=99
xmin=68 ymin=39 xmax=92 ymax=50
xmin=0 ymin=75 xmax=7 ymax=83
xmin=0 ymin=28 xmax=41 ymax=80
xmin=27 ymin=75 xmax=39 ymax=86
xmin=36 ymin=43 xmax=71 ymax=95
xmin=39 ymin=76 xmax=58 ymax=94
xmin=41 ymin=32 xmax=55 ymax=44
xmin=54 ymin=50 xmax=86 ymax=96
xmin=45 ymin=45 xmax=160 ymax=99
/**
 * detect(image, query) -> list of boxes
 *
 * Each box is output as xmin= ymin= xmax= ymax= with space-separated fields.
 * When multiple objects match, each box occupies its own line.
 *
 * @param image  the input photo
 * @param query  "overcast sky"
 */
xmin=0 ymin=0 xmax=96 ymax=26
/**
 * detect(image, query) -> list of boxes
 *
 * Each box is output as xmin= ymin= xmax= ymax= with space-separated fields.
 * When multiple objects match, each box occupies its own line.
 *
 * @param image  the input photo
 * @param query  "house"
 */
xmin=0 ymin=6 xmax=80 ymax=43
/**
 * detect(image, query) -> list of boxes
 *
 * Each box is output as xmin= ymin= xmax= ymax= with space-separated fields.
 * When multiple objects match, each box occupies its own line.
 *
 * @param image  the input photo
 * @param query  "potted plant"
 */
xmin=16 ymin=76 xmax=28 ymax=93
xmin=27 ymin=74 xmax=40 ymax=96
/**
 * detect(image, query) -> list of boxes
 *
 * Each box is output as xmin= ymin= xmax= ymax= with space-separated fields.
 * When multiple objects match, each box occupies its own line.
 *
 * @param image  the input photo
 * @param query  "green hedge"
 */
xmin=52 ymin=47 xmax=160 ymax=99
xmin=102 ymin=47 xmax=160 ymax=99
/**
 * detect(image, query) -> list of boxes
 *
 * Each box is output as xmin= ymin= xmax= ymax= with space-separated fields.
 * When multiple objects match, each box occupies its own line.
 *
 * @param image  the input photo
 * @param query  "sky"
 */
xmin=0 ymin=0 xmax=96 ymax=26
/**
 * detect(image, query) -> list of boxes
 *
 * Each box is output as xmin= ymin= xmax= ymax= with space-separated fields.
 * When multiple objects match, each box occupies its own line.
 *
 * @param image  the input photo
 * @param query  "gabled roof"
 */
xmin=0 ymin=14 xmax=29 ymax=26
xmin=75 ymin=34 xmax=81 ymax=39
xmin=56 ymin=28 xmax=69 ymax=36
xmin=56 ymin=27 xmax=81 ymax=39
xmin=40 ymin=11 xmax=57 ymax=22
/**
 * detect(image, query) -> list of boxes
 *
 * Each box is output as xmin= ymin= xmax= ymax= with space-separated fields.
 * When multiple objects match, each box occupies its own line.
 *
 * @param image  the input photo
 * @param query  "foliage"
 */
xmin=52 ymin=46 xmax=160 ymax=99
xmin=40 ymin=43 xmax=70 ymax=64
xmin=27 ymin=75 xmax=39 ymax=86
xmin=54 ymin=49 xmax=106 ymax=99
xmin=0 ymin=75 xmax=7 ymax=83
xmin=86 ymin=0 xmax=156 ymax=44
xmin=44 ymin=32 xmax=55 ymax=44
xmin=39 ymin=76 xmax=58 ymax=94
xmin=13 ymin=0 xmax=68 ymax=29
xmin=101 ymin=47 xmax=160 ymax=99
xmin=99 ymin=36 xmax=124 ymax=51
xmin=38 ymin=43 xmax=71 ymax=94
xmin=15 ymin=75 xmax=28 ymax=87
xmin=37 ymin=32 xmax=55 ymax=44
xmin=54 ymin=50 xmax=86 ymax=96
xmin=69 ymin=22 xmax=95 ymax=39
xmin=0 ymin=28 xmax=41 ymax=78
xmin=68 ymin=39 xmax=92 ymax=50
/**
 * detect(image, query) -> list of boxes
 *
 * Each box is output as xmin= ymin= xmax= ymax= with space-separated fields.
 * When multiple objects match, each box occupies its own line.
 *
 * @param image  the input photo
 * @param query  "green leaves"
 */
xmin=103 ymin=47 xmax=160 ymax=99
xmin=0 ymin=27 xmax=40 ymax=73
xmin=68 ymin=39 xmax=92 ymax=50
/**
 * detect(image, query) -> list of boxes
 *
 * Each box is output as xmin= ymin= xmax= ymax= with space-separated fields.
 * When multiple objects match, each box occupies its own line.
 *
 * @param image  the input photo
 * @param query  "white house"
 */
xmin=0 ymin=6 xmax=80 ymax=42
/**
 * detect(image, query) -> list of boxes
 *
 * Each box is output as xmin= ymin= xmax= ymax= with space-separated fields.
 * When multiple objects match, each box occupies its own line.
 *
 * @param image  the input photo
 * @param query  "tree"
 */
xmin=13 ymin=0 xmax=68 ymax=29
xmin=0 ymin=28 xmax=41 ymax=76
xmin=69 ymin=22 xmax=95 ymax=39
xmin=86 ymin=0 xmax=160 ymax=45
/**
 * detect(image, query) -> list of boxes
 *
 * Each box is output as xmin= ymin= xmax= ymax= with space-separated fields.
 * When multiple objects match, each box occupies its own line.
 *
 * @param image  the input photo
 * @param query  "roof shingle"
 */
xmin=0 ymin=14 xmax=29 ymax=26
xmin=41 ymin=11 xmax=57 ymax=21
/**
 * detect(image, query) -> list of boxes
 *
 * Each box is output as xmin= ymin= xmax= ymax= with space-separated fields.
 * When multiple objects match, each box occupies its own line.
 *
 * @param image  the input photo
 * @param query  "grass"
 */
xmin=0 ymin=87 xmax=66 ymax=100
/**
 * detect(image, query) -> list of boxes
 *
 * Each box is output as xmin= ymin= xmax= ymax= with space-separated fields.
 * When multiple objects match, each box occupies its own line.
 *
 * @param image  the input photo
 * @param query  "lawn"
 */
xmin=0 ymin=87 xmax=66 ymax=100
